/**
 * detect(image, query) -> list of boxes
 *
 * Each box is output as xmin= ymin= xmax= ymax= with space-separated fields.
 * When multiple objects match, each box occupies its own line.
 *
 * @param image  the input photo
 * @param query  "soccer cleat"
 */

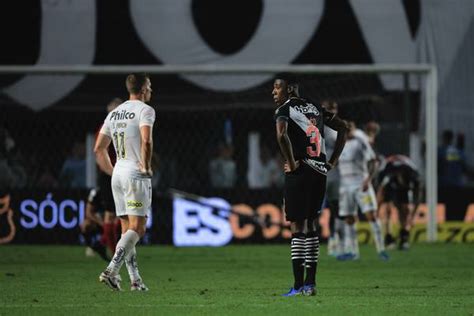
xmin=303 ymin=284 xmax=317 ymax=296
xmin=85 ymin=247 xmax=95 ymax=257
xmin=399 ymin=241 xmax=410 ymax=251
xmin=282 ymin=287 xmax=304 ymax=297
xmin=336 ymin=253 xmax=359 ymax=261
xmin=378 ymin=251 xmax=390 ymax=261
xmin=99 ymin=271 xmax=122 ymax=291
xmin=131 ymin=279 xmax=149 ymax=291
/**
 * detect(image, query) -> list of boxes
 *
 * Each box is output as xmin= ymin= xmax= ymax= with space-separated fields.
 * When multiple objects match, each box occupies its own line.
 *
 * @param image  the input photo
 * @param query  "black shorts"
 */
xmin=98 ymin=173 xmax=115 ymax=213
xmin=384 ymin=188 xmax=409 ymax=204
xmin=284 ymin=163 xmax=327 ymax=222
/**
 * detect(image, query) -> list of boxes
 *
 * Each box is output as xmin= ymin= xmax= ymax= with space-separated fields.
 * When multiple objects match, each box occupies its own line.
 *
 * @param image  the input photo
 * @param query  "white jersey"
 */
xmin=100 ymin=100 xmax=155 ymax=176
xmin=324 ymin=126 xmax=340 ymax=183
xmin=338 ymin=129 xmax=375 ymax=186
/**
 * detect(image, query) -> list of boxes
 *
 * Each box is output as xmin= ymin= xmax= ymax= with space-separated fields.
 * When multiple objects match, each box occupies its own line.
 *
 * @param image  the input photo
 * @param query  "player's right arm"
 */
xmin=139 ymin=106 xmax=156 ymax=177
xmin=276 ymin=118 xmax=298 ymax=172
xmin=94 ymin=132 xmax=114 ymax=176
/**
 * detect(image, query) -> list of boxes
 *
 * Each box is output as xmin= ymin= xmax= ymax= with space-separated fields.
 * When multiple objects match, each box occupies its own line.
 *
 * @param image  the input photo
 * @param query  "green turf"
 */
xmin=0 ymin=244 xmax=473 ymax=315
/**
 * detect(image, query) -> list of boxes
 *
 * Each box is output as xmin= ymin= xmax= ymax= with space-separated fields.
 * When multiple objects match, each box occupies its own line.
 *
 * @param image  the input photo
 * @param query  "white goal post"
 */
xmin=0 ymin=64 xmax=438 ymax=241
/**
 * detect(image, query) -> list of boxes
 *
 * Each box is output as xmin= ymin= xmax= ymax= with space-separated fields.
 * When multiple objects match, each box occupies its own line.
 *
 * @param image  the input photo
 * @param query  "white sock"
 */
xmin=370 ymin=219 xmax=385 ymax=253
xmin=105 ymin=230 xmax=140 ymax=276
xmin=335 ymin=218 xmax=345 ymax=254
xmin=125 ymin=245 xmax=142 ymax=283
xmin=343 ymin=222 xmax=359 ymax=256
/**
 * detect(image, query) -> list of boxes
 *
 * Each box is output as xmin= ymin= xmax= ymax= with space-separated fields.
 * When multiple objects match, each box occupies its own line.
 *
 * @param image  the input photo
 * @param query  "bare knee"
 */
xmin=290 ymin=220 xmax=305 ymax=234
xmin=345 ymin=216 xmax=356 ymax=225
xmin=365 ymin=211 xmax=376 ymax=222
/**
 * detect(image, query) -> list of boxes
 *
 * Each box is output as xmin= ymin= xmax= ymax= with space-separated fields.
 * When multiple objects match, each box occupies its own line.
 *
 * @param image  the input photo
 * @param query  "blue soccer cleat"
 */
xmin=282 ymin=287 xmax=304 ymax=297
xmin=378 ymin=251 xmax=390 ymax=261
xmin=303 ymin=284 xmax=316 ymax=296
xmin=336 ymin=253 xmax=359 ymax=261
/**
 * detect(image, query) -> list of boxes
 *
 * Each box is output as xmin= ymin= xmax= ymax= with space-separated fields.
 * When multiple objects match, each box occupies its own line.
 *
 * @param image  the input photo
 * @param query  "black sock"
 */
xmin=399 ymin=229 xmax=409 ymax=244
xmin=291 ymin=232 xmax=306 ymax=289
xmin=82 ymin=230 xmax=95 ymax=248
xmin=304 ymin=231 xmax=319 ymax=286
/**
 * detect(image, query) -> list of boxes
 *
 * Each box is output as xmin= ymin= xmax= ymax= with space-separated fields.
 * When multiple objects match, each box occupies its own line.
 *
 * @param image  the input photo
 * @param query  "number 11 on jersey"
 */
xmin=113 ymin=131 xmax=126 ymax=159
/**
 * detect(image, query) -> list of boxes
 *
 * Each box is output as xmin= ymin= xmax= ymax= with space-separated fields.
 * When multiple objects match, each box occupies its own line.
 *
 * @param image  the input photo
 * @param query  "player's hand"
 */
xmin=284 ymin=160 xmax=300 ymax=173
xmin=325 ymin=162 xmax=334 ymax=171
xmin=138 ymin=162 xmax=153 ymax=178
xmin=362 ymin=178 xmax=370 ymax=191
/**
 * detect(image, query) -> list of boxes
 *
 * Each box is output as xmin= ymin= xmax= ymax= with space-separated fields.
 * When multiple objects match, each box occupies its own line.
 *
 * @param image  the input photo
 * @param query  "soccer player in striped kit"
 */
xmin=272 ymin=79 xmax=348 ymax=296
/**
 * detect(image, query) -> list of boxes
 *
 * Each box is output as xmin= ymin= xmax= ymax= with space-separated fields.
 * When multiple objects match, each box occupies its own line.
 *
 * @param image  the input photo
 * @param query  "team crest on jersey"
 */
xmin=294 ymin=104 xmax=319 ymax=116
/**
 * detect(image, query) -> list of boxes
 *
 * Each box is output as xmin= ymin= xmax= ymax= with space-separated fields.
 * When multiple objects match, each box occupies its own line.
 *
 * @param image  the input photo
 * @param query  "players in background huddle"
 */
xmin=80 ymin=188 xmax=112 ymax=261
xmin=321 ymin=100 xmax=345 ymax=257
xmin=95 ymin=73 xmax=155 ymax=291
xmin=273 ymin=79 xmax=347 ymax=296
xmin=337 ymin=121 xmax=389 ymax=261
xmin=377 ymin=155 xmax=420 ymax=250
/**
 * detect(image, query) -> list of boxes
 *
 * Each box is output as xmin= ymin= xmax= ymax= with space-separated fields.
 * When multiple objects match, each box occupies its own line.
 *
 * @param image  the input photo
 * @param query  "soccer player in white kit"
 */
xmin=94 ymin=73 xmax=155 ymax=291
xmin=337 ymin=122 xmax=389 ymax=261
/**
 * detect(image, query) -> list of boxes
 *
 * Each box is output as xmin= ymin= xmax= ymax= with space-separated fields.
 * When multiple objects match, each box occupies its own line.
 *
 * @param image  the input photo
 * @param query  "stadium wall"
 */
xmin=1 ymin=189 xmax=473 ymax=246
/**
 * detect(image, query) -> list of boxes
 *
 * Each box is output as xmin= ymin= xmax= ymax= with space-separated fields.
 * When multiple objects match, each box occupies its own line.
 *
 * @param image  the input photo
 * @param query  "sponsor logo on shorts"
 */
xmin=127 ymin=200 xmax=143 ymax=208
xmin=303 ymin=159 xmax=328 ymax=174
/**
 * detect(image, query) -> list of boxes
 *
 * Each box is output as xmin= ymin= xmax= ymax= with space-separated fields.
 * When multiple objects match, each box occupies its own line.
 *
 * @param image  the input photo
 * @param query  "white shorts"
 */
xmin=111 ymin=171 xmax=152 ymax=217
xmin=338 ymin=183 xmax=377 ymax=217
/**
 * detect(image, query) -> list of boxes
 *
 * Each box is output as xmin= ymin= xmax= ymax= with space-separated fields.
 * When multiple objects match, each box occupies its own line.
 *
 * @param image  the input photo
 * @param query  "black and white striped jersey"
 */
xmin=274 ymin=97 xmax=335 ymax=174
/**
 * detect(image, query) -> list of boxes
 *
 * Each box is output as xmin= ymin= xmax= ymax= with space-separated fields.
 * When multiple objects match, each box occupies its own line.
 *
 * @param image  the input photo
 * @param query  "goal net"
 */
xmin=0 ymin=64 xmax=438 ymax=242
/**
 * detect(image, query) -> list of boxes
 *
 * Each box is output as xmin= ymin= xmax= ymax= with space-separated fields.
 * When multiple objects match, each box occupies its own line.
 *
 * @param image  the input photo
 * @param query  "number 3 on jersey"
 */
xmin=306 ymin=125 xmax=321 ymax=157
xmin=113 ymin=131 xmax=126 ymax=159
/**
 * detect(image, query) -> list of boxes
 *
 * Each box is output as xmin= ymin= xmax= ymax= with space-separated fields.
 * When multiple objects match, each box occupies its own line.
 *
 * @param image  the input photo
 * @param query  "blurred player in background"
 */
xmin=80 ymin=188 xmax=111 ymax=262
xmin=337 ymin=122 xmax=389 ymax=261
xmin=321 ymin=100 xmax=345 ymax=257
xmin=273 ymin=79 xmax=347 ymax=296
xmin=95 ymin=73 xmax=155 ymax=291
xmin=96 ymin=98 xmax=122 ymax=255
xmin=377 ymin=155 xmax=420 ymax=250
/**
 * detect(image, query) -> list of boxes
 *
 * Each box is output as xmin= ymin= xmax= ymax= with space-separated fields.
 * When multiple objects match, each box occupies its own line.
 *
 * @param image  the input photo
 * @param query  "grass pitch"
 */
xmin=0 ymin=243 xmax=473 ymax=315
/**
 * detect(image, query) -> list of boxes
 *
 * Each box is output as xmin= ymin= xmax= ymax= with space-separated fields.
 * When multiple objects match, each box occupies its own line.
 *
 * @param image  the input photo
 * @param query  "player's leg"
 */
xmin=303 ymin=170 xmax=325 ymax=296
xmin=365 ymin=211 xmax=389 ymax=260
xmin=81 ymin=219 xmax=109 ymax=261
xmin=383 ymin=202 xmax=397 ymax=249
xmin=304 ymin=218 xmax=319 ymax=296
xmin=397 ymin=201 xmax=411 ymax=250
xmin=282 ymin=167 xmax=306 ymax=296
xmin=101 ymin=174 xmax=118 ymax=253
xmin=119 ymin=177 xmax=151 ymax=291
xmin=124 ymin=214 xmax=148 ymax=291
xmin=99 ymin=173 xmax=127 ymax=290
xmin=326 ymin=179 xmax=342 ymax=256
xmin=359 ymin=185 xmax=388 ymax=260
xmin=329 ymin=199 xmax=345 ymax=256
xmin=338 ymin=185 xmax=359 ymax=260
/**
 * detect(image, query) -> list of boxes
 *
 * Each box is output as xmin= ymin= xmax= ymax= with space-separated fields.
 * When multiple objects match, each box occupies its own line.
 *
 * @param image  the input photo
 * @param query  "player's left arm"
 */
xmin=94 ymin=133 xmax=114 ymax=176
xmin=363 ymin=158 xmax=378 ymax=191
xmin=139 ymin=106 xmax=156 ymax=177
xmin=324 ymin=115 xmax=348 ymax=168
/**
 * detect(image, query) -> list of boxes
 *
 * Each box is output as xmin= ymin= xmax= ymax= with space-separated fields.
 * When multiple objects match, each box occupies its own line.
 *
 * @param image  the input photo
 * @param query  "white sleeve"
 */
xmin=99 ymin=119 xmax=111 ymax=137
xmin=139 ymin=106 xmax=156 ymax=127
xmin=358 ymin=137 xmax=375 ymax=161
